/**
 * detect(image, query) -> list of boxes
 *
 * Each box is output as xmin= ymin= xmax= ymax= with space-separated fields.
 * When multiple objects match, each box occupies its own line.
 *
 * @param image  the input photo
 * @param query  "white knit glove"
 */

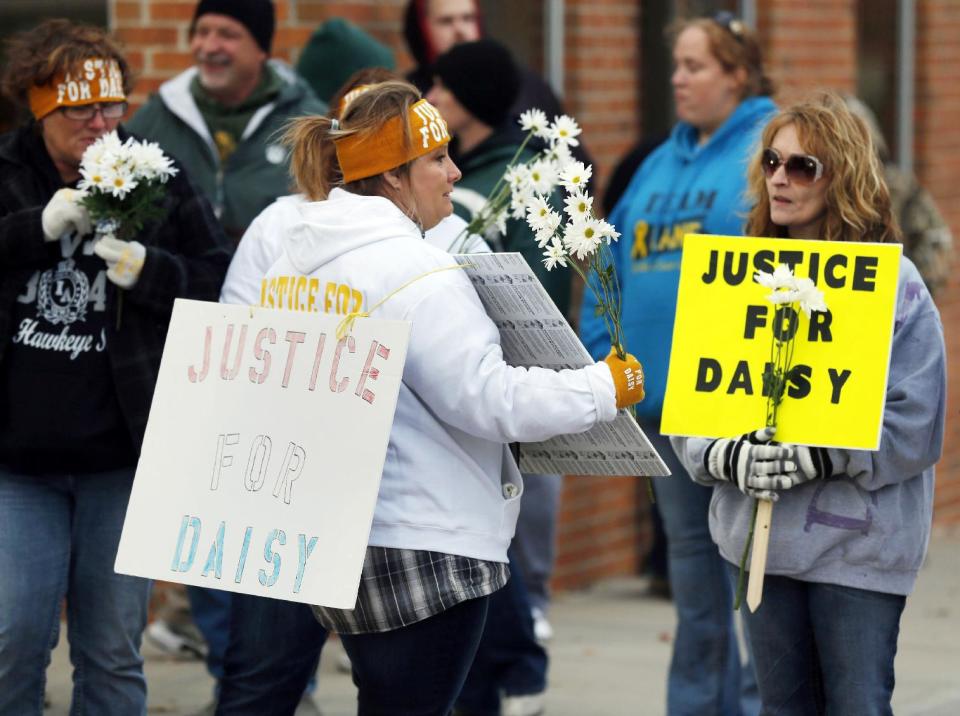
xmin=703 ymin=427 xmax=793 ymax=500
xmin=41 ymin=188 xmax=92 ymax=241
xmin=94 ymin=236 xmax=146 ymax=289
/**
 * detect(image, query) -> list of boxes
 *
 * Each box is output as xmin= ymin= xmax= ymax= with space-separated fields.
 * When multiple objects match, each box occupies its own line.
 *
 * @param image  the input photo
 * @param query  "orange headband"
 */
xmin=28 ymin=58 xmax=126 ymax=120
xmin=338 ymin=84 xmax=373 ymax=117
xmin=335 ymin=99 xmax=451 ymax=183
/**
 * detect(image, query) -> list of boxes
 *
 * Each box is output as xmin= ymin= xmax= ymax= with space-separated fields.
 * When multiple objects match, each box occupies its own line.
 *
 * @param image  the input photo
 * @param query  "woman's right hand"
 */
xmin=603 ymin=348 xmax=645 ymax=408
xmin=41 ymin=188 xmax=91 ymax=242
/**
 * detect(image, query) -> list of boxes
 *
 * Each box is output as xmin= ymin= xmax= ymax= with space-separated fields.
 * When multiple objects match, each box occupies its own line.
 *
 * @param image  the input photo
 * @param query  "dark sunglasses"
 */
xmin=761 ymin=147 xmax=824 ymax=185
xmin=61 ymin=102 xmax=128 ymax=121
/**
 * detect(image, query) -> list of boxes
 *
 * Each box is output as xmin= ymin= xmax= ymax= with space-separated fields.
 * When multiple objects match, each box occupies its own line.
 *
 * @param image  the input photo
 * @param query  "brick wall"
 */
xmin=917 ymin=0 xmax=960 ymax=528
xmin=112 ymin=0 xmax=412 ymax=109
xmin=757 ymin=0 xmax=858 ymax=101
xmin=552 ymin=0 xmax=648 ymax=590
xmin=562 ymin=0 xmax=642 ymax=202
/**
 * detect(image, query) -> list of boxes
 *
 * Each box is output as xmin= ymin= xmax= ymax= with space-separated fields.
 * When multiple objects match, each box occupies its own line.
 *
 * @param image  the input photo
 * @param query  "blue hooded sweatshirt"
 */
xmin=580 ymin=96 xmax=777 ymax=418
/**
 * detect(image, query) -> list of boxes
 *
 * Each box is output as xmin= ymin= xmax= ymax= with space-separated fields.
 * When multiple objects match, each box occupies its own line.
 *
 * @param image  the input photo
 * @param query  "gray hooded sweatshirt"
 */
xmin=671 ymin=256 xmax=945 ymax=596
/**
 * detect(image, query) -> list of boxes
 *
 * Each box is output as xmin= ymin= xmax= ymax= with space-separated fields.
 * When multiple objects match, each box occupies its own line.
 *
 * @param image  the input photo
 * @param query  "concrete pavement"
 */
xmin=44 ymin=536 xmax=960 ymax=715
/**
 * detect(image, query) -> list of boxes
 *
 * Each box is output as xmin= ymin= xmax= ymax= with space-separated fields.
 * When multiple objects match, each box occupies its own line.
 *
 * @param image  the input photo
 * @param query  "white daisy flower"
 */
xmin=597 ymin=219 xmax=621 ymax=244
xmin=558 ymin=161 xmax=593 ymax=193
xmin=543 ymin=237 xmax=568 ymax=271
xmin=545 ymin=142 xmax=572 ymax=167
xmin=527 ymin=159 xmax=557 ymax=195
xmin=519 ymin=108 xmax=550 ymax=139
xmin=526 ymin=195 xmax=553 ymax=228
xmin=510 ymin=184 xmax=535 ymax=219
xmin=494 ymin=208 xmax=508 ymax=237
xmin=549 ymin=115 xmax=582 ymax=148
xmin=754 ymin=263 xmax=798 ymax=291
xmin=533 ymin=212 xmax=563 ymax=248
xmin=107 ymin=168 xmax=139 ymax=199
xmin=78 ymin=166 xmax=110 ymax=192
xmin=128 ymin=140 xmax=178 ymax=182
xmin=793 ymin=276 xmax=828 ymax=316
xmin=505 ymin=165 xmax=531 ymax=192
xmin=563 ymin=218 xmax=604 ymax=260
xmin=563 ymin=191 xmax=594 ymax=221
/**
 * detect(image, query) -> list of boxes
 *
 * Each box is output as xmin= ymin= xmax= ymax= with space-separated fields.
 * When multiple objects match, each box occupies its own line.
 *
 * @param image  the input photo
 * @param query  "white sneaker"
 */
xmin=502 ymin=692 xmax=546 ymax=716
xmin=531 ymin=607 xmax=553 ymax=643
xmin=145 ymin=619 xmax=207 ymax=660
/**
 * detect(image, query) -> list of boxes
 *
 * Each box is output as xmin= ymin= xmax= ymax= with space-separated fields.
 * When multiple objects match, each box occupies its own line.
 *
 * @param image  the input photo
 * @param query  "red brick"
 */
xmin=114 ymin=1 xmax=144 ymax=23
xmin=116 ymin=27 xmax=180 ymax=46
xmin=149 ymin=2 xmax=196 ymax=21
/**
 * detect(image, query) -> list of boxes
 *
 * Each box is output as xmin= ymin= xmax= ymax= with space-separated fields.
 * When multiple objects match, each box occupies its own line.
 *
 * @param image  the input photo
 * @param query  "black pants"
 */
xmin=342 ymin=595 xmax=490 ymax=716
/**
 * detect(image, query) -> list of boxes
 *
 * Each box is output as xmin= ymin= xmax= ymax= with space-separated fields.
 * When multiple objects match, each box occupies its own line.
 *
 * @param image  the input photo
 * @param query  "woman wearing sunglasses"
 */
xmin=673 ymin=91 xmax=946 ymax=714
xmin=580 ymin=13 xmax=775 ymax=715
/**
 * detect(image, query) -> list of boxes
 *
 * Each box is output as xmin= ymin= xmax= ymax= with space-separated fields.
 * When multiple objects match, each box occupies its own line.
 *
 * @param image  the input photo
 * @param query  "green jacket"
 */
xmin=451 ymin=132 xmax=571 ymax=315
xmin=127 ymin=61 xmax=327 ymax=240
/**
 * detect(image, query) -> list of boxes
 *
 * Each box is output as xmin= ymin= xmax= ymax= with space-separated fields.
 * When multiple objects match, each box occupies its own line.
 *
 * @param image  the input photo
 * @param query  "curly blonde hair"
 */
xmin=745 ymin=91 xmax=900 ymax=244
xmin=1 ymin=19 xmax=133 ymax=109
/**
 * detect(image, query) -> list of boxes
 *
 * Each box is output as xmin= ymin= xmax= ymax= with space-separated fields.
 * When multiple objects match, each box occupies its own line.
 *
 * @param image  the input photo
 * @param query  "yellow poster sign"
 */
xmin=661 ymin=234 xmax=901 ymax=449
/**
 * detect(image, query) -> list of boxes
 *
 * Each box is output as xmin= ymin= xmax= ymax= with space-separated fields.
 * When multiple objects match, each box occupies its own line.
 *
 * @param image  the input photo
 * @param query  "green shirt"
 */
xmin=190 ymin=64 xmax=285 ymax=163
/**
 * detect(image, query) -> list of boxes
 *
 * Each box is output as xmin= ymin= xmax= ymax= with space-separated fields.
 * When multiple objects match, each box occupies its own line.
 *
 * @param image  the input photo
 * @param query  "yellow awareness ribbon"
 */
xmin=335 ymin=263 xmax=474 ymax=341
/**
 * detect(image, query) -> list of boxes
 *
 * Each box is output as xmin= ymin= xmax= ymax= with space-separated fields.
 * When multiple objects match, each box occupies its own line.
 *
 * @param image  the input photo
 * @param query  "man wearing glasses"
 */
xmin=0 ymin=18 xmax=230 ymax=716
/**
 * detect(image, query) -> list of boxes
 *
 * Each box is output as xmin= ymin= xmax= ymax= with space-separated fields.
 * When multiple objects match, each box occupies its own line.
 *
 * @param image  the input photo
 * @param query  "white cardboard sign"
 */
xmin=115 ymin=299 xmax=410 ymax=608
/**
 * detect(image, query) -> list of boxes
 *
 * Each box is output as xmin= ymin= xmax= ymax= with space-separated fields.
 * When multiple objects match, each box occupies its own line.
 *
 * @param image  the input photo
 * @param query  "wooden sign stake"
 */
xmin=746 ymin=498 xmax=774 ymax=612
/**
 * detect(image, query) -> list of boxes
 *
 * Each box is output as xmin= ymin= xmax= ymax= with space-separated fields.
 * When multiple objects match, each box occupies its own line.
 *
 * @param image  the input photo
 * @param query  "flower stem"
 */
xmin=734 ymin=498 xmax=759 ymax=610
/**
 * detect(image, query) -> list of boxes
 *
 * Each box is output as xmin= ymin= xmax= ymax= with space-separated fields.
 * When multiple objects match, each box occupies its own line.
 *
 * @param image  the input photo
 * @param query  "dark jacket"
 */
xmin=402 ymin=1 xmax=592 ymax=174
xmin=0 ymin=124 xmax=232 ymax=450
xmin=451 ymin=130 xmax=570 ymax=316
xmin=126 ymin=61 xmax=327 ymax=240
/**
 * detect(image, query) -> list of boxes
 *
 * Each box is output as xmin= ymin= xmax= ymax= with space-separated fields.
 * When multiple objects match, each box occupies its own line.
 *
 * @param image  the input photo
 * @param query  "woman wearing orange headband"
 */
xmin=0 ymin=20 xmax=230 ymax=715
xmin=220 ymin=79 xmax=643 ymax=714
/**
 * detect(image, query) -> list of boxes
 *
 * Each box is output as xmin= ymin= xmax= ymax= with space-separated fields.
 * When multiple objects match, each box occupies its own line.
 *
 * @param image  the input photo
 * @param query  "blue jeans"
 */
xmin=733 ymin=569 xmax=906 ymax=716
xmin=342 ymin=595 xmax=489 ymax=716
xmin=456 ymin=554 xmax=547 ymax=715
xmin=643 ymin=420 xmax=755 ymax=716
xmin=512 ymin=473 xmax=562 ymax=613
xmin=187 ymin=585 xmax=232 ymax=682
xmin=0 ymin=466 xmax=151 ymax=716
xmin=215 ymin=595 xmax=326 ymax=715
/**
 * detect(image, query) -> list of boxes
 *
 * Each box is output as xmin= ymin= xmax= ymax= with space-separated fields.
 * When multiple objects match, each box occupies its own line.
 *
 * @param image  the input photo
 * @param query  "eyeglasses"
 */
xmin=61 ymin=102 xmax=128 ymax=121
xmin=761 ymin=147 xmax=825 ymax=185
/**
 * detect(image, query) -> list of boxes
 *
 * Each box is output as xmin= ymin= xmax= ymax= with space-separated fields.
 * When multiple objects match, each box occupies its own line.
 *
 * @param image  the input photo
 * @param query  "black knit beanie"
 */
xmin=433 ymin=39 xmax=520 ymax=128
xmin=192 ymin=0 xmax=275 ymax=54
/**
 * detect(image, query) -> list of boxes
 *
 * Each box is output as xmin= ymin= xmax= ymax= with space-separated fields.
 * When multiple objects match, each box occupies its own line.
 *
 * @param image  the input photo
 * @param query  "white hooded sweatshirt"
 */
xmin=221 ymin=188 xmax=617 ymax=561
